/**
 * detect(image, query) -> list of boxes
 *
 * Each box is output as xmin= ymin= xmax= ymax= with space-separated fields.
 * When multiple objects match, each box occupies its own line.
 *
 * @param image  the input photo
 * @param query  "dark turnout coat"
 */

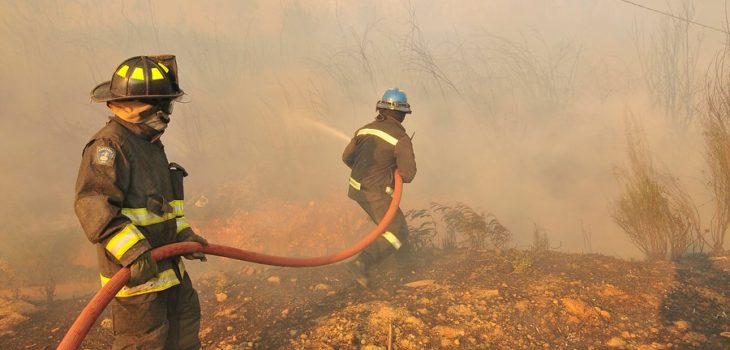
xmin=74 ymin=117 xmax=192 ymax=297
xmin=342 ymin=114 xmax=416 ymax=201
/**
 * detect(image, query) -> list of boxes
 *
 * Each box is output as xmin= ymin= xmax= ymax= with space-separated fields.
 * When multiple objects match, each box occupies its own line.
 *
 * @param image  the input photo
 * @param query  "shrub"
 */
xmin=702 ymin=46 xmax=730 ymax=255
xmin=430 ymin=202 xmax=511 ymax=250
xmin=404 ymin=209 xmax=437 ymax=252
xmin=611 ymin=121 xmax=698 ymax=260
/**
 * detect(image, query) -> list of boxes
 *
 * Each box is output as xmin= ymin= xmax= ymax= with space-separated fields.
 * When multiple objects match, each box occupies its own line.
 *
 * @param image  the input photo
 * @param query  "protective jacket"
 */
xmin=75 ymin=117 xmax=192 ymax=297
xmin=342 ymin=114 xmax=416 ymax=201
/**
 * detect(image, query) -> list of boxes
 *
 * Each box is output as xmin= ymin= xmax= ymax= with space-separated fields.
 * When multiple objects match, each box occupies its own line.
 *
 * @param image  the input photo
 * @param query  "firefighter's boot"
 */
xmin=346 ymin=255 xmax=371 ymax=288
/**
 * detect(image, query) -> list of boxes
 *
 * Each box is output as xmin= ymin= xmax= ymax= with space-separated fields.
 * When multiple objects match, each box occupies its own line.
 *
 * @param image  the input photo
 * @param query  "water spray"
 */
xmin=296 ymin=117 xmax=351 ymax=143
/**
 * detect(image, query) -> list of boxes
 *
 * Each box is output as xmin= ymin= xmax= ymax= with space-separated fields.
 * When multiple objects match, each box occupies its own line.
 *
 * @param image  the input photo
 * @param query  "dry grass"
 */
xmin=702 ymin=45 xmax=730 ymax=254
xmin=611 ymin=121 xmax=698 ymax=260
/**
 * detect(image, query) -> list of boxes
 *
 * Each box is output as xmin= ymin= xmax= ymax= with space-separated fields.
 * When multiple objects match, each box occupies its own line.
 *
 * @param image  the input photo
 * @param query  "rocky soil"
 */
xmin=0 ymin=249 xmax=728 ymax=350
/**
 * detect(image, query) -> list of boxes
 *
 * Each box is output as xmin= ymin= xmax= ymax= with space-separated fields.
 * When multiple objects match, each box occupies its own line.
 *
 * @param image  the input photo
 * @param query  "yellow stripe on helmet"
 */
xmin=115 ymin=65 xmax=130 ymax=78
xmin=150 ymin=68 xmax=164 ymax=80
xmin=130 ymin=67 xmax=145 ymax=80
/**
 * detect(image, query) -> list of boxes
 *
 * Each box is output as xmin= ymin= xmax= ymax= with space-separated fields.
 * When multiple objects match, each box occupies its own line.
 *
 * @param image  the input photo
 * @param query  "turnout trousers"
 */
xmin=110 ymin=274 xmax=201 ymax=350
xmin=356 ymin=194 xmax=410 ymax=266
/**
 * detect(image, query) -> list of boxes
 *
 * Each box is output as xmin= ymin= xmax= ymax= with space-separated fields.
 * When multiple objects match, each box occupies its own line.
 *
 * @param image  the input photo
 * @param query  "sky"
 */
xmin=0 ymin=0 xmax=728 ymax=264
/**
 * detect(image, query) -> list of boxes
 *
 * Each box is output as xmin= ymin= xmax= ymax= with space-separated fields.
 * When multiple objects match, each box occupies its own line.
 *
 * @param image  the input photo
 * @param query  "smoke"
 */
xmin=0 ymin=0 xmax=726 ymax=266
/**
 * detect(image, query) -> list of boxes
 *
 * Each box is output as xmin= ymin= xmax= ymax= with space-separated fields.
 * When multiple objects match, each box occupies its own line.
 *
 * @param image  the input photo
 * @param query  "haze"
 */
xmin=1 ymin=0 xmax=727 ymax=269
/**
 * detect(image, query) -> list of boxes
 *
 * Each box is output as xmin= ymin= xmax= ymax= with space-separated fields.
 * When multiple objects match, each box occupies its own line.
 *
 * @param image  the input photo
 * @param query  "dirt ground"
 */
xmin=1 ymin=249 xmax=728 ymax=350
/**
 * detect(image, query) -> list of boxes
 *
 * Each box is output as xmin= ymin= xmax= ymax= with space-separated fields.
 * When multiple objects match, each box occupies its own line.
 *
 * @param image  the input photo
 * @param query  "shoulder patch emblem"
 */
xmin=94 ymin=146 xmax=115 ymax=166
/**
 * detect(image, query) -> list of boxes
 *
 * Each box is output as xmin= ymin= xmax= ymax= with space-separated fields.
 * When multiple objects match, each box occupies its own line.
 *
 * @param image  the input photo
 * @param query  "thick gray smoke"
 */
xmin=0 ymin=0 xmax=727 ymax=266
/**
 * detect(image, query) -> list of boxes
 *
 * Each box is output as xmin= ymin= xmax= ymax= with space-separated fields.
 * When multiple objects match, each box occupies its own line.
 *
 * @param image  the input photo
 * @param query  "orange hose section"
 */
xmin=57 ymin=171 xmax=403 ymax=350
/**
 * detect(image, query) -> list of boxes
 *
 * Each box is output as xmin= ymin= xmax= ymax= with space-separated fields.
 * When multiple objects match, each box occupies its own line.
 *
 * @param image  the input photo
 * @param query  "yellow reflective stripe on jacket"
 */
xmin=100 ymin=268 xmax=180 ymax=298
xmin=170 ymin=200 xmax=184 ymax=216
xmin=382 ymin=231 xmax=402 ymax=250
xmin=105 ymin=224 xmax=145 ymax=260
xmin=357 ymin=128 xmax=398 ymax=146
xmin=349 ymin=177 xmax=361 ymax=190
xmin=121 ymin=200 xmax=186 ymax=226
xmin=176 ymin=217 xmax=191 ymax=233
xmin=350 ymin=177 xmax=393 ymax=195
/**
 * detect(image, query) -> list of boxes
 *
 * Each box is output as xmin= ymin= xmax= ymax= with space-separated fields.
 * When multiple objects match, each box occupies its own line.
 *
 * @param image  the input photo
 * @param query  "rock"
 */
xmin=515 ymin=300 xmax=529 ymax=312
xmin=561 ymin=298 xmax=593 ymax=319
xmin=447 ymin=304 xmax=475 ymax=317
xmin=598 ymin=284 xmax=626 ymax=298
xmin=200 ymin=327 xmax=213 ymax=338
xmin=595 ymin=307 xmax=611 ymax=320
xmin=313 ymin=283 xmax=330 ymax=291
xmin=215 ymin=292 xmax=228 ymax=303
xmin=361 ymin=345 xmax=385 ymax=350
xmin=404 ymin=279 xmax=434 ymax=288
xmin=226 ymin=326 xmax=233 ymax=331
xmin=472 ymin=288 xmax=500 ymax=298
xmin=606 ymin=336 xmax=626 ymax=347
xmin=621 ymin=331 xmax=631 ymax=338
xmin=433 ymin=325 xmax=465 ymax=339
xmin=267 ymin=276 xmax=281 ymax=284
xmin=404 ymin=316 xmax=421 ymax=325
xmin=673 ymin=320 xmax=690 ymax=331
xmin=721 ymin=331 xmax=730 ymax=338
xmin=100 ymin=318 xmax=113 ymax=329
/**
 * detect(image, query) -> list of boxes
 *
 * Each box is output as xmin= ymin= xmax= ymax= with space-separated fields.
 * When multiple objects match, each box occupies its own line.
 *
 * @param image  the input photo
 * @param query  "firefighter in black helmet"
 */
xmin=343 ymin=88 xmax=417 ymax=288
xmin=75 ymin=55 xmax=206 ymax=349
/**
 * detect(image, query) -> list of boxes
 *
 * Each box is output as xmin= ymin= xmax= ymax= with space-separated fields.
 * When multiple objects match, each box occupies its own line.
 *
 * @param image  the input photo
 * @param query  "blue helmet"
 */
xmin=376 ymin=87 xmax=412 ymax=114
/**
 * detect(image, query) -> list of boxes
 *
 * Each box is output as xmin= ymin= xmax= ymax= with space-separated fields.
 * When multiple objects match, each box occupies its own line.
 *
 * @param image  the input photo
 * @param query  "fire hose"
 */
xmin=57 ymin=171 xmax=403 ymax=350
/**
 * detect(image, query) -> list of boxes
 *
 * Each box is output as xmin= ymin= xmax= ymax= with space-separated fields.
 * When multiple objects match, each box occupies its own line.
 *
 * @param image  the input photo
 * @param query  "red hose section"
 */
xmin=57 ymin=171 xmax=403 ymax=350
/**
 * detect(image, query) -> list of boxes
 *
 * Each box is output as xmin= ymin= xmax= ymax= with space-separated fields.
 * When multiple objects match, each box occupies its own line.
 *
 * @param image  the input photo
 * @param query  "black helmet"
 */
xmin=90 ymin=55 xmax=184 ymax=102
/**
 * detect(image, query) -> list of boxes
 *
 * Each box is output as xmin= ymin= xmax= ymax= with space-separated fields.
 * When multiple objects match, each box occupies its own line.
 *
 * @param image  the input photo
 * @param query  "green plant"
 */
xmin=404 ymin=209 xmax=437 ymax=252
xmin=430 ymin=202 xmax=511 ymax=250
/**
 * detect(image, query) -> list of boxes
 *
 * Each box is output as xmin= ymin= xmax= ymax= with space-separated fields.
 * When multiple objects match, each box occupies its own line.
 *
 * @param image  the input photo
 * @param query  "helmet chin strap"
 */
xmin=158 ymin=111 xmax=171 ymax=124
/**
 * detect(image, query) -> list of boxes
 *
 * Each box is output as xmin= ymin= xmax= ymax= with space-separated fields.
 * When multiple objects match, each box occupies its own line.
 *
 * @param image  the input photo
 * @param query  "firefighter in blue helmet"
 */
xmin=75 ymin=55 xmax=207 ymax=349
xmin=342 ymin=88 xmax=417 ymax=288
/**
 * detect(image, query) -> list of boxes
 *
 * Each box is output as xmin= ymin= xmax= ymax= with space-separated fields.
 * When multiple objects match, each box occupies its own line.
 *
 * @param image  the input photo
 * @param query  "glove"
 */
xmin=127 ymin=251 xmax=158 ymax=287
xmin=178 ymin=229 xmax=209 ymax=262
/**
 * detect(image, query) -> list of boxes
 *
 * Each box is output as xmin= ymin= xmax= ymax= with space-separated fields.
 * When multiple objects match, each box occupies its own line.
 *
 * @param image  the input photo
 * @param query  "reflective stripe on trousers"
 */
xmin=382 ymin=231 xmax=402 ymax=250
xmin=101 ymin=259 xmax=186 ymax=297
